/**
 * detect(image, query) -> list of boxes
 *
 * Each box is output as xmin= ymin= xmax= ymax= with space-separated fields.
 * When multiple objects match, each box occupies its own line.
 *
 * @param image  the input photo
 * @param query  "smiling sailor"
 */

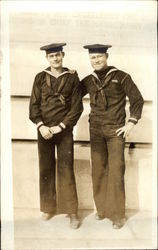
xmin=81 ymin=43 xmax=144 ymax=229
xmin=29 ymin=43 xmax=83 ymax=229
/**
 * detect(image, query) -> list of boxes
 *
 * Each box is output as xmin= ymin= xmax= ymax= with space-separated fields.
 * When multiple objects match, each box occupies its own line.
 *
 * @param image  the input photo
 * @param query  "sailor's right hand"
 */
xmin=39 ymin=125 xmax=53 ymax=140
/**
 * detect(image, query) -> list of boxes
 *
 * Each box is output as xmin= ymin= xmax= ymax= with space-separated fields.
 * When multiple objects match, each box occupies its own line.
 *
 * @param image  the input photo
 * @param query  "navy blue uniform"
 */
xmin=29 ymin=67 xmax=83 ymax=214
xmin=81 ymin=66 xmax=144 ymax=220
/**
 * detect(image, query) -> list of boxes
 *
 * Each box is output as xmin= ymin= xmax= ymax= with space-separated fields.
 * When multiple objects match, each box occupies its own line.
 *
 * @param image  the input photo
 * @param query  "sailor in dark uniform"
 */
xmin=81 ymin=44 xmax=144 ymax=229
xmin=29 ymin=43 xmax=83 ymax=229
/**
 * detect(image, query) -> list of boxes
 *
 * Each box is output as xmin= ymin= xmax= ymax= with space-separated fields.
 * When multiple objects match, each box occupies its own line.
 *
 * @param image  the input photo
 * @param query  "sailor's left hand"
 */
xmin=50 ymin=126 xmax=62 ymax=135
xmin=116 ymin=122 xmax=135 ymax=138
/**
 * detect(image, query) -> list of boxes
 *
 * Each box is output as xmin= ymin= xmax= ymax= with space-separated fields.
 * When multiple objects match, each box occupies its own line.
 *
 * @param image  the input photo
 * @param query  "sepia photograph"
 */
xmin=1 ymin=1 xmax=157 ymax=249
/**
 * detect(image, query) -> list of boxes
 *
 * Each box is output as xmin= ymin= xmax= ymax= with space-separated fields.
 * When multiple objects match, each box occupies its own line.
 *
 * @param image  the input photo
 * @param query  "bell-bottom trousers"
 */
xmin=90 ymin=123 xmax=126 ymax=221
xmin=37 ymin=129 xmax=78 ymax=214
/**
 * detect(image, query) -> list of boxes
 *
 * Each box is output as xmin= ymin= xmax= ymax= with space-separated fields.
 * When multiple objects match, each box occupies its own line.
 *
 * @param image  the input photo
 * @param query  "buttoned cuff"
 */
xmin=128 ymin=117 xmax=138 ymax=125
xmin=37 ymin=121 xmax=44 ymax=128
xmin=59 ymin=122 xmax=66 ymax=129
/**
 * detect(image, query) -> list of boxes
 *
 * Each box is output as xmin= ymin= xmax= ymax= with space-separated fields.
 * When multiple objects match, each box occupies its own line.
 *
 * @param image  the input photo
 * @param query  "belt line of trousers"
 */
xmin=37 ymin=129 xmax=78 ymax=214
xmin=90 ymin=123 xmax=126 ymax=221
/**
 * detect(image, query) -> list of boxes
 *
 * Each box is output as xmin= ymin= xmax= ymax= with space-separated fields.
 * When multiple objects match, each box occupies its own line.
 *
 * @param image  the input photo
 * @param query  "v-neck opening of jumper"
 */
xmin=92 ymin=67 xmax=118 ymax=83
xmin=44 ymin=68 xmax=70 ymax=79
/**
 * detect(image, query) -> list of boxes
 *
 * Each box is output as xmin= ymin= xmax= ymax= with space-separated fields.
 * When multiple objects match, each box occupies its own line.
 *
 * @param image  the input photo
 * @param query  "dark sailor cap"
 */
xmin=40 ymin=43 xmax=66 ymax=54
xmin=83 ymin=44 xmax=112 ymax=53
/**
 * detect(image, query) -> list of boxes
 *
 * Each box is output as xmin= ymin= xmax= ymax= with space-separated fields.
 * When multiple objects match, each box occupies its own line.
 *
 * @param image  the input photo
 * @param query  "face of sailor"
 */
xmin=46 ymin=51 xmax=64 ymax=69
xmin=89 ymin=53 xmax=108 ymax=71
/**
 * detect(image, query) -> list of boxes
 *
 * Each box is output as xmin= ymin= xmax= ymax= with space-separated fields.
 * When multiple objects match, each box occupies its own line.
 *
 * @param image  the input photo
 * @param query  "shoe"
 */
xmin=69 ymin=214 xmax=80 ymax=229
xmin=41 ymin=212 xmax=54 ymax=221
xmin=95 ymin=213 xmax=105 ymax=220
xmin=112 ymin=218 xmax=126 ymax=229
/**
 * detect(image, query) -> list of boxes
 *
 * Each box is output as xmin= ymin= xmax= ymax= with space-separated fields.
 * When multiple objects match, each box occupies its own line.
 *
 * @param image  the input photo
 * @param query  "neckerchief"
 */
xmin=45 ymin=73 xmax=66 ymax=105
xmin=91 ymin=68 xmax=118 ymax=109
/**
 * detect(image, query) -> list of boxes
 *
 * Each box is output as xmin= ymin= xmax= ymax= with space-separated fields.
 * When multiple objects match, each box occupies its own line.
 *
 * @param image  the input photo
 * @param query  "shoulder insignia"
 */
xmin=112 ymin=79 xmax=119 ymax=83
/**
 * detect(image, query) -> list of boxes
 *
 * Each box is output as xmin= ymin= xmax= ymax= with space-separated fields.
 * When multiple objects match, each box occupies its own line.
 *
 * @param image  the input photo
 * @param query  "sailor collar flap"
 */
xmin=91 ymin=68 xmax=118 ymax=91
xmin=43 ymin=69 xmax=75 ymax=78
xmin=91 ymin=68 xmax=118 ymax=82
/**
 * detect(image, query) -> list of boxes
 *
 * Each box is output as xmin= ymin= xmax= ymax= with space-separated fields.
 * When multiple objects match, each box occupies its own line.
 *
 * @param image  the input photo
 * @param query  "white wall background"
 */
xmin=8 ymin=1 xmax=156 ymax=142
xmin=9 ymin=1 xmax=156 ymax=100
xmin=9 ymin=1 xmax=156 ymax=142
xmin=1 ymin=2 xmax=157 ymax=249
